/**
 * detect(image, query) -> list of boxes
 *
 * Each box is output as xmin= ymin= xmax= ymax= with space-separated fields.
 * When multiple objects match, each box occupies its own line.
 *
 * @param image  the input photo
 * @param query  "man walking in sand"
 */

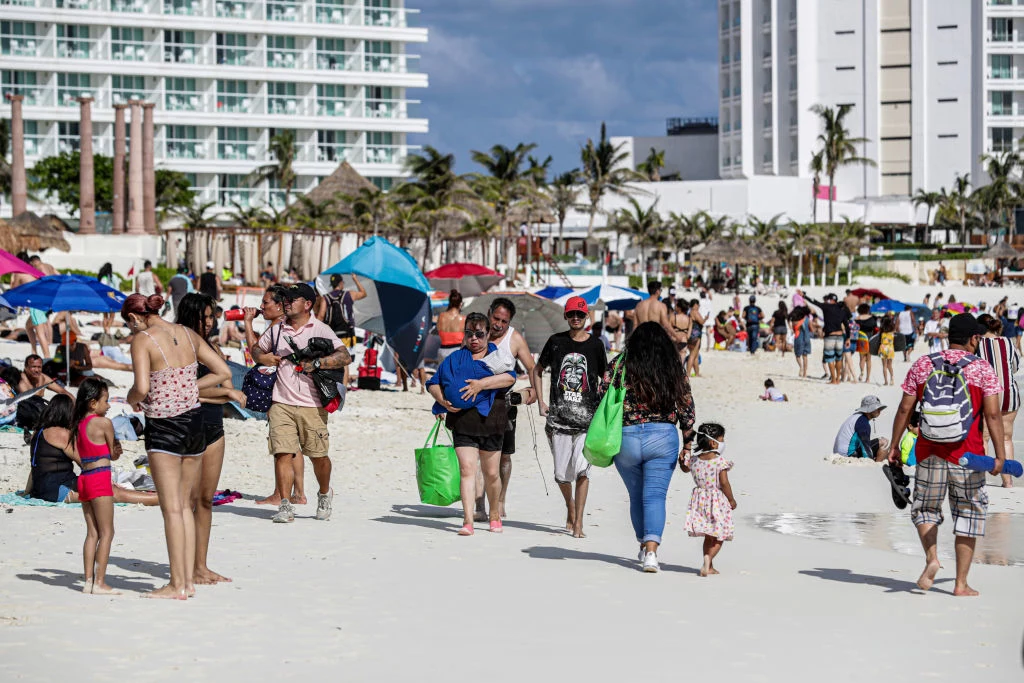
xmin=635 ymin=281 xmax=680 ymax=344
xmin=806 ymin=292 xmax=850 ymax=384
xmin=531 ymin=296 xmax=607 ymax=538
xmin=256 ymin=283 xmax=352 ymax=524
xmin=887 ymin=313 xmax=1005 ymax=596
xmin=484 ymin=297 xmax=537 ymax=519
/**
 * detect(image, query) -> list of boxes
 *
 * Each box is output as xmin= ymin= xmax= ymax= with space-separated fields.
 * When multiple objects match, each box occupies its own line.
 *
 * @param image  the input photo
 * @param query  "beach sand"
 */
xmin=1 ymin=284 xmax=1023 ymax=681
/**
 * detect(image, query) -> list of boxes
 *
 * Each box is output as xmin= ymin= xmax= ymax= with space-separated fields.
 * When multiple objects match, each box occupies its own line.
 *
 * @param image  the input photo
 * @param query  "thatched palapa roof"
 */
xmin=291 ymin=162 xmax=378 ymax=214
xmin=0 ymin=211 xmax=72 ymax=253
xmin=984 ymin=241 xmax=1020 ymax=260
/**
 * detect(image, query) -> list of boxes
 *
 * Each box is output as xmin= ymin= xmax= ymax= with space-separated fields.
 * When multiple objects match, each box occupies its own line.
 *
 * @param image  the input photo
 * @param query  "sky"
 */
xmin=414 ymin=0 xmax=719 ymax=177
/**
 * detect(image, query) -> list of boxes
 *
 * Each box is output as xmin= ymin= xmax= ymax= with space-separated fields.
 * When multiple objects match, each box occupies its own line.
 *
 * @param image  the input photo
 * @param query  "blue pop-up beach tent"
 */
xmin=322 ymin=237 xmax=431 ymax=371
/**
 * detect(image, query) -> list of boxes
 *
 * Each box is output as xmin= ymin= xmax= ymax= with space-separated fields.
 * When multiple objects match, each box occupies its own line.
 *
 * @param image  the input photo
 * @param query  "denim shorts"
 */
xmin=823 ymin=335 xmax=844 ymax=363
xmin=794 ymin=334 xmax=811 ymax=357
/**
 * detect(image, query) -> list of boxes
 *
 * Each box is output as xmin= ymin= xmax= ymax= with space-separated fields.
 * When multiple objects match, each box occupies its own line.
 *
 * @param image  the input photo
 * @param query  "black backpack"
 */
xmin=324 ymin=291 xmax=354 ymax=337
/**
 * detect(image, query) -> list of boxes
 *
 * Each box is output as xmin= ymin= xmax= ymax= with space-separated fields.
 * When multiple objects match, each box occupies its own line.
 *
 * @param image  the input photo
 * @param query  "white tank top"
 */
xmin=495 ymin=327 xmax=515 ymax=354
xmin=136 ymin=271 xmax=155 ymax=296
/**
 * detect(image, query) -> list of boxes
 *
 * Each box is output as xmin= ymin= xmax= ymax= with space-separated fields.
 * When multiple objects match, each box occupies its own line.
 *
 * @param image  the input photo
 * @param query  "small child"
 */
xmin=759 ymin=379 xmax=788 ymax=402
xmin=899 ymin=410 xmax=920 ymax=467
xmin=878 ymin=315 xmax=896 ymax=386
xmin=71 ymin=378 xmax=120 ymax=595
xmin=682 ymin=422 xmax=736 ymax=577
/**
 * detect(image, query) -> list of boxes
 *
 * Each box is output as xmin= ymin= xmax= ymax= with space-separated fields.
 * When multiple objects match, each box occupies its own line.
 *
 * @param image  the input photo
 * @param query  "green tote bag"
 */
xmin=583 ymin=353 xmax=627 ymax=468
xmin=415 ymin=421 xmax=461 ymax=506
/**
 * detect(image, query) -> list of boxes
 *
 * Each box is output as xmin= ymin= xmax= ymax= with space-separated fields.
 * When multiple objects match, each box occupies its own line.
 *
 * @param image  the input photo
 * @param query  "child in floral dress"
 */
xmin=682 ymin=422 xmax=736 ymax=577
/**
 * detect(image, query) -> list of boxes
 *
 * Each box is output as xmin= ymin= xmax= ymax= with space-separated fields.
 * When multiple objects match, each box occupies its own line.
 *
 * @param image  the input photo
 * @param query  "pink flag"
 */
xmin=815 ymin=185 xmax=836 ymax=200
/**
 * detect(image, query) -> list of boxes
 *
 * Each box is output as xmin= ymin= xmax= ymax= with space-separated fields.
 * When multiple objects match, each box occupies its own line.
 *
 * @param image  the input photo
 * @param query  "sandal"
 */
xmin=457 ymin=524 xmax=474 ymax=536
xmin=489 ymin=520 xmax=503 ymax=533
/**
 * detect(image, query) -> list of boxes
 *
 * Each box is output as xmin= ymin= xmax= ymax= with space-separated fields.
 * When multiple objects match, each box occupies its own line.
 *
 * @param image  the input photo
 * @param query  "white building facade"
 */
xmin=0 ymin=0 xmax=428 ymax=215
xmin=717 ymin=0 xmax=1013 ymax=202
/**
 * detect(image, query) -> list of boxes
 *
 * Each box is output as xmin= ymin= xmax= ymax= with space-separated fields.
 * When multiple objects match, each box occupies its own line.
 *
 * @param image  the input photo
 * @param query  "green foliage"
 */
xmin=852 ymin=267 xmax=911 ymax=283
xmin=628 ymin=275 xmax=672 ymax=290
xmin=155 ymin=169 xmax=196 ymax=213
xmin=58 ymin=267 xmax=135 ymax=291
xmin=153 ymin=265 xmax=177 ymax=286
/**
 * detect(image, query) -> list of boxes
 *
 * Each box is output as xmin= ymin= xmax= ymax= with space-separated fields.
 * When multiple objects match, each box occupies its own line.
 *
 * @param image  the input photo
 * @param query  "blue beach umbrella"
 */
xmin=534 ymin=285 xmax=574 ymax=301
xmin=869 ymin=299 xmax=907 ymax=315
xmin=555 ymin=284 xmax=649 ymax=311
xmin=4 ymin=274 xmax=128 ymax=379
xmin=322 ymin=237 xmax=431 ymax=371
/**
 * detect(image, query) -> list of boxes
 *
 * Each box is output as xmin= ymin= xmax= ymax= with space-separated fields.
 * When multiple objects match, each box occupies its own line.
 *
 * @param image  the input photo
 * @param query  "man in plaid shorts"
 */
xmin=887 ymin=313 xmax=1006 ymax=596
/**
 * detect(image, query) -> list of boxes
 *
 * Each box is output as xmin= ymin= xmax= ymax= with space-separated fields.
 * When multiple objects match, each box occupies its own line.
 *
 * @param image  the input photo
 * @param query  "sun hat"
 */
xmin=564 ymin=296 xmax=588 ymax=314
xmin=856 ymin=395 xmax=886 ymax=414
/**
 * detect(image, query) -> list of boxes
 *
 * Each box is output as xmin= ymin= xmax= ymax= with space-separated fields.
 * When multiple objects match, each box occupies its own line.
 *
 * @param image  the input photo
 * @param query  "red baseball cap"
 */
xmin=564 ymin=296 xmax=588 ymax=314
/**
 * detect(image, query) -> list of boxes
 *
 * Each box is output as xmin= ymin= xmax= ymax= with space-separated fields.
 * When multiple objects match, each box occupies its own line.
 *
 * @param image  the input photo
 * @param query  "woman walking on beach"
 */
xmin=977 ymin=313 xmax=1020 ymax=488
xmin=855 ymin=304 xmax=878 ymax=383
xmin=177 ymin=293 xmax=246 ymax=584
xmin=681 ymin=422 xmax=736 ymax=577
xmin=790 ymin=306 xmax=811 ymax=378
xmin=686 ymin=299 xmax=705 ymax=378
xmin=771 ymin=302 xmax=789 ymax=357
xmin=426 ymin=312 xmax=516 ymax=535
xmin=612 ymin=322 xmax=696 ymax=573
xmin=123 ymin=293 xmax=230 ymax=600
xmin=244 ymin=284 xmax=306 ymax=506
xmin=670 ymin=300 xmax=692 ymax=365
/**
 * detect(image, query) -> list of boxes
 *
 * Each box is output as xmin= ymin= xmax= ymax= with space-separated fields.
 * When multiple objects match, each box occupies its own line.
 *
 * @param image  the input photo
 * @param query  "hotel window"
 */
xmin=219 ymin=174 xmax=251 ymax=206
xmin=365 ymin=85 xmax=394 ymax=117
xmin=217 ymin=80 xmax=249 ymax=113
xmin=164 ymin=0 xmax=198 ymax=15
xmin=57 ymin=24 xmax=91 ymax=59
xmin=23 ymin=120 xmax=39 ymax=156
xmin=164 ymin=30 xmax=198 ymax=63
xmin=111 ymin=74 xmax=146 ymax=104
xmin=991 ymin=54 xmax=1012 ymax=79
xmin=367 ymin=131 xmax=394 ymax=163
xmin=370 ymin=177 xmax=394 ymax=191
xmin=217 ymin=33 xmax=249 ymax=66
xmin=317 ymin=37 xmax=349 ymax=70
xmin=1 ymin=21 xmax=37 ymax=56
xmin=1 ymin=70 xmax=38 ymax=104
xmin=58 ymin=73 xmax=91 ymax=106
xmin=165 ymin=77 xmax=199 ymax=111
xmin=268 ymin=0 xmax=300 ymax=21
xmin=111 ymin=27 xmax=146 ymax=61
xmin=218 ymin=128 xmax=251 ymax=160
xmin=166 ymin=125 xmax=200 ymax=159
xmin=317 ymin=83 xmax=346 ymax=116
xmin=365 ymin=40 xmax=394 ymax=72
xmin=317 ymin=130 xmax=347 ymax=162
xmin=268 ymin=82 xmax=297 ymax=114
xmin=992 ymin=127 xmax=1015 ymax=152
xmin=58 ymin=121 xmax=80 ymax=154
xmin=268 ymin=35 xmax=298 ymax=68
xmin=991 ymin=18 xmax=1013 ymax=42
xmin=317 ymin=0 xmax=347 ymax=24
xmin=366 ymin=0 xmax=393 ymax=26
xmin=991 ymin=90 xmax=1013 ymax=115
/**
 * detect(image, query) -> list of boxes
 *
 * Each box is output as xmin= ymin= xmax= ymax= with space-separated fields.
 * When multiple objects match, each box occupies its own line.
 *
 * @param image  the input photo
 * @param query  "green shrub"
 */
xmin=627 ymin=275 xmax=673 ymax=291
xmin=852 ymin=267 xmax=911 ymax=284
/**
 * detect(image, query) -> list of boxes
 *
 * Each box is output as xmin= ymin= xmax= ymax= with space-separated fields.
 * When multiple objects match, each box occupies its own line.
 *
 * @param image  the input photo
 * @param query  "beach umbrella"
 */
xmin=0 ymin=249 xmax=44 ymax=278
xmin=322 ymin=237 xmax=431 ymax=371
xmin=983 ymin=241 xmax=1019 ymax=260
xmin=555 ymin=284 xmax=649 ymax=311
xmin=869 ymin=299 xmax=906 ymax=315
xmin=850 ymin=287 xmax=889 ymax=300
xmin=424 ymin=262 xmax=503 ymax=298
xmin=465 ymin=292 xmax=568 ymax=352
xmin=534 ymin=285 xmax=574 ymax=300
xmin=3 ymin=274 xmax=127 ymax=381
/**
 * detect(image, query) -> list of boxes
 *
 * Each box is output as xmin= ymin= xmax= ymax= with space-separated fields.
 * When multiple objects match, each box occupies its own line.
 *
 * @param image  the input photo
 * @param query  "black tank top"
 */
xmin=199 ymin=272 xmax=218 ymax=298
xmin=30 ymin=430 xmax=73 ymax=477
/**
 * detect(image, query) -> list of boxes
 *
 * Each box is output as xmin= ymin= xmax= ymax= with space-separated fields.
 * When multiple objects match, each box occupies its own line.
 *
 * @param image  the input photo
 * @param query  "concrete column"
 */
xmin=77 ymin=97 xmax=95 ymax=234
xmin=112 ymin=104 xmax=127 ymax=234
xmin=127 ymin=100 xmax=145 ymax=234
xmin=6 ymin=94 xmax=27 ymax=216
xmin=142 ymin=102 xmax=156 ymax=234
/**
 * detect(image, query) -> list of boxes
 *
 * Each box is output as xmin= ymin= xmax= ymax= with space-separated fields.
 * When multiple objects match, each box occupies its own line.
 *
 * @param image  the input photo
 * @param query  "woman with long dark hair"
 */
xmin=176 ymin=293 xmax=246 ymax=584
xmin=123 ymin=292 xmax=231 ymax=600
xmin=613 ymin=321 xmax=696 ymax=573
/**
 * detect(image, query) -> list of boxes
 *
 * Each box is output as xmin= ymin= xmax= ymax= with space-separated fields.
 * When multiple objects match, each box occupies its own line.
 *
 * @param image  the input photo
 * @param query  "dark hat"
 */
xmin=284 ymin=282 xmax=317 ymax=302
xmin=948 ymin=312 xmax=985 ymax=339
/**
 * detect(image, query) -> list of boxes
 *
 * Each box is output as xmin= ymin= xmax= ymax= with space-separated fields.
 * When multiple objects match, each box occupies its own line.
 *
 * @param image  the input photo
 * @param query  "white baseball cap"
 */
xmin=206 ymin=261 xmax=215 ymax=269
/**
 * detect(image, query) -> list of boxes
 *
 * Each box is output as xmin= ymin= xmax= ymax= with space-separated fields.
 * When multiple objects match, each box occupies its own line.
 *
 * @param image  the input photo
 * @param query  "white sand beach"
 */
xmin=1 ymin=283 xmax=1023 ymax=681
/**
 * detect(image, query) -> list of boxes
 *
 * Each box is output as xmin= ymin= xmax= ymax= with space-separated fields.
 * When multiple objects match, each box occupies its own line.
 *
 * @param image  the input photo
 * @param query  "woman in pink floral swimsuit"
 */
xmin=682 ymin=422 xmax=737 ymax=577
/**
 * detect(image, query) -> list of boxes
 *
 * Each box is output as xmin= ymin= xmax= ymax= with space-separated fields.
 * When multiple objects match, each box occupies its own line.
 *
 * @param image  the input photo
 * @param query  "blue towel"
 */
xmin=426 ymin=344 xmax=512 ymax=417
xmin=958 ymin=453 xmax=1024 ymax=478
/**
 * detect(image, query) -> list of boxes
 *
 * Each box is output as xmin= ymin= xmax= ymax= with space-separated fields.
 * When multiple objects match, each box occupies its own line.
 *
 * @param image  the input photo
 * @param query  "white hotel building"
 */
xmin=0 ymin=0 xmax=428 ymax=216
xmin=717 ymin=0 xmax=1024 ymax=200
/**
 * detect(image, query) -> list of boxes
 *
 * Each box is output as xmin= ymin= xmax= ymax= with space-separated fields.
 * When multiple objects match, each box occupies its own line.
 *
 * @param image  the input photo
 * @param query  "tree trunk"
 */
xmin=833 ymin=256 xmax=840 ymax=287
xmin=809 ymin=252 xmax=816 ymax=288
xmin=796 ymin=251 xmax=803 ymax=287
xmin=640 ymin=246 xmax=648 ymax=290
xmin=557 ymin=219 xmax=565 ymax=257
xmin=827 ymin=173 xmax=835 ymax=229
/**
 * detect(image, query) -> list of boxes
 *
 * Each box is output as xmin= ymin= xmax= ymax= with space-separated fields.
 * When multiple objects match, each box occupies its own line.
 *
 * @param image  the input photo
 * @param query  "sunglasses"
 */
xmin=464 ymin=329 xmax=488 ymax=339
xmin=566 ymin=311 xmax=587 ymax=320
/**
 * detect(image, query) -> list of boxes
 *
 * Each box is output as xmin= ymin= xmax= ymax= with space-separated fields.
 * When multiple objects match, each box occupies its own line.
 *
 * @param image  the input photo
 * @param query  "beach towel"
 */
xmin=212 ymin=489 xmax=243 ymax=505
xmin=0 ymin=492 xmax=128 ymax=507
xmin=427 ymin=344 xmax=515 ymax=417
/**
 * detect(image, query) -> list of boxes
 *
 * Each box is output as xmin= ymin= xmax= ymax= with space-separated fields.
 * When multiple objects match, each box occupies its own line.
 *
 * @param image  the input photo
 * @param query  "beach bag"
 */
xmin=919 ymin=352 xmax=975 ymax=443
xmin=241 ymin=324 xmax=283 ymax=413
xmin=414 ymin=421 xmax=461 ymax=506
xmin=583 ymin=353 xmax=627 ymax=467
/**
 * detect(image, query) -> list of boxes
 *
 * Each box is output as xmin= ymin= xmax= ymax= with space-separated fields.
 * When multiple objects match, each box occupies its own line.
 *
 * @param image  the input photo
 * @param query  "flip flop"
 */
xmin=457 ymin=524 xmax=474 ymax=536
xmin=883 ymin=464 xmax=912 ymax=510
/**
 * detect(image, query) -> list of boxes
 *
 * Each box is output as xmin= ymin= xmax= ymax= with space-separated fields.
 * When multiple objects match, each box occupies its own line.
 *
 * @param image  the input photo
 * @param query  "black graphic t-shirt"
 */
xmin=537 ymin=331 xmax=608 ymax=432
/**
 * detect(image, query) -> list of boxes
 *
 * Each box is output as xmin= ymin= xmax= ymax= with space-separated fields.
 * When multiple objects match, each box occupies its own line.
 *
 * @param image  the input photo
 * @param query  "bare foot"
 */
xmin=142 ymin=584 xmax=188 ymax=600
xmin=186 ymin=584 xmax=196 ymax=598
xmin=565 ymin=510 xmax=575 ymax=531
xmin=700 ymin=557 xmax=711 ymax=577
xmin=194 ymin=568 xmax=232 ymax=584
xmin=953 ymin=583 xmax=979 ymax=597
xmin=91 ymin=582 xmax=121 ymax=595
xmin=256 ymin=494 xmax=282 ymax=506
xmin=572 ymin=527 xmax=586 ymax=539
xmin=82 ymin=578 xmax=93 ymax=594
xmin=917 ymin=560 xmax=941 ymax=591
xmin=290 ymin=495 xmax=307 ymax=505
xmin=498 ymin=502 xmax=507 ymax=519
xmin=708 ymin=567 xmax=720 ymax=575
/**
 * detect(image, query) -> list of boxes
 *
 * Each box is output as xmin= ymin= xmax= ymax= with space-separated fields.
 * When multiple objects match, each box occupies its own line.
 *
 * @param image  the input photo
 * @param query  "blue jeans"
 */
xmin=747 ymin=328 xmax=759 ymax=354
xmin=614 ymin=422 xmax=679 ymax=544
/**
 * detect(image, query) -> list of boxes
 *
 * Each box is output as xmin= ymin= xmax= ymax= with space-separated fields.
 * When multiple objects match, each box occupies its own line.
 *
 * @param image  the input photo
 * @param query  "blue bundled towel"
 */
xmin=426 ymin=344 xmax=515 ymax=416
xmin=958 ymin=453 xmax=1024 ymax=477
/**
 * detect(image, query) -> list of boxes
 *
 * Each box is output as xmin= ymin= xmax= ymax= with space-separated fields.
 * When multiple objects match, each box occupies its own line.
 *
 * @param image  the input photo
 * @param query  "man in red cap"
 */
xmin=530 ymin=296 xmax=608 ymax=537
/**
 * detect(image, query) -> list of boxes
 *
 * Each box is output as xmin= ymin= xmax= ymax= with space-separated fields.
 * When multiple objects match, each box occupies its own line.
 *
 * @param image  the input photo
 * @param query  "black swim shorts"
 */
xmin=145 ymin=407 xmax=207 ymax=457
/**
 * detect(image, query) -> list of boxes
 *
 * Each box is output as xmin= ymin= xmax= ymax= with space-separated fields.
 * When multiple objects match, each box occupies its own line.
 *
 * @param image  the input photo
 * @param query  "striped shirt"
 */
xmin=977 ymin=336 xmax=1021 ymax=413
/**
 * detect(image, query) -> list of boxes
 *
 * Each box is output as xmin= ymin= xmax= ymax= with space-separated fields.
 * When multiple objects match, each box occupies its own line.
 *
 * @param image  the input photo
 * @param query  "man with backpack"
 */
xmin=888 ymin=313 xmax=1006 ymax=597
xmin=741 ymin=295 xmax=763 ymax=356
xmin=316 ymin=274 xmax=367 ymax=385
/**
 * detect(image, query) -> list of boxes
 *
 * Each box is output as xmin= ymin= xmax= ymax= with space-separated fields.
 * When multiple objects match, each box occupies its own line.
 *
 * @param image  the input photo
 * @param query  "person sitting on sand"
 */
xmin=759 ymin=379 xmax=788 ymax=402
xmin=833 ymin=395 xmax=889 ymax=462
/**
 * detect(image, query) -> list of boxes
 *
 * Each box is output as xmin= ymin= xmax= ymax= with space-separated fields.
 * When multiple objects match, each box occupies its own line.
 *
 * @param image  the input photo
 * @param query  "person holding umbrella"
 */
xmin=122 ymin=293 xmax=231 ymax=600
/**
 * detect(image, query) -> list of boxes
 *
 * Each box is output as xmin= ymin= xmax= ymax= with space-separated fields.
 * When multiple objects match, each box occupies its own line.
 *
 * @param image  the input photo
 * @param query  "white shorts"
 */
xmin=545 ymin=426 xmax=591 ymax=483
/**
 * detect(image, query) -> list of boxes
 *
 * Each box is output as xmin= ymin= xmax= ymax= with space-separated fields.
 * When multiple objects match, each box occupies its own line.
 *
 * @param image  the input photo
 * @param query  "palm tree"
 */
xmin=292 ymin=195 xmax=337 ymax=232
xmin=665 ymin=211 xmax=701 ymax=272
xmin=809 ymin=149 xmax=824 ymax=225
xmin=471 ymin=142 xmax=538 ymax=277
xmin=402 ymin=146 xmax=476 ymax=270
xmin=981 ymin=151 xmax=1020 ymax=243
xmin=247 ymin=130 xmax=297 ymax=207
xmin=548 ymin=170 xmax=580 ymax=257
xmin=227 ymin=201 xmax=268 ymax=230
xmin=810 ymin=104 xmax=875 ymax=229
xmin=786 ymin=221 xmax=819 ymax=287
xmin=835 ymin=218 xmax=879 ymax=286
xmin=385 ymin=199 xmax=427 ymax=249
xmin=747 ymin=213 xmax=785 ymax=283
xmin=637 ymin=147 xmax=667 ymax=182
xmin=580 ymin=122 xmax=645 ymax=239
xmin=172 ymin=200 xmax=217 ymax=231
xmin=526 ymin=154 xmax=552 ymax=186
xmin=912 ymin=188 xmax=942 ymax=244
xmin=340 ymin=186 xmax=389 ymax=238
xmin=610 ymin=197 xmax=661 ymax=289
xmin=947 ymin=172 xmax=972 ymax=245
xmin=459 ymin=214 xmax=500 ymax=267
